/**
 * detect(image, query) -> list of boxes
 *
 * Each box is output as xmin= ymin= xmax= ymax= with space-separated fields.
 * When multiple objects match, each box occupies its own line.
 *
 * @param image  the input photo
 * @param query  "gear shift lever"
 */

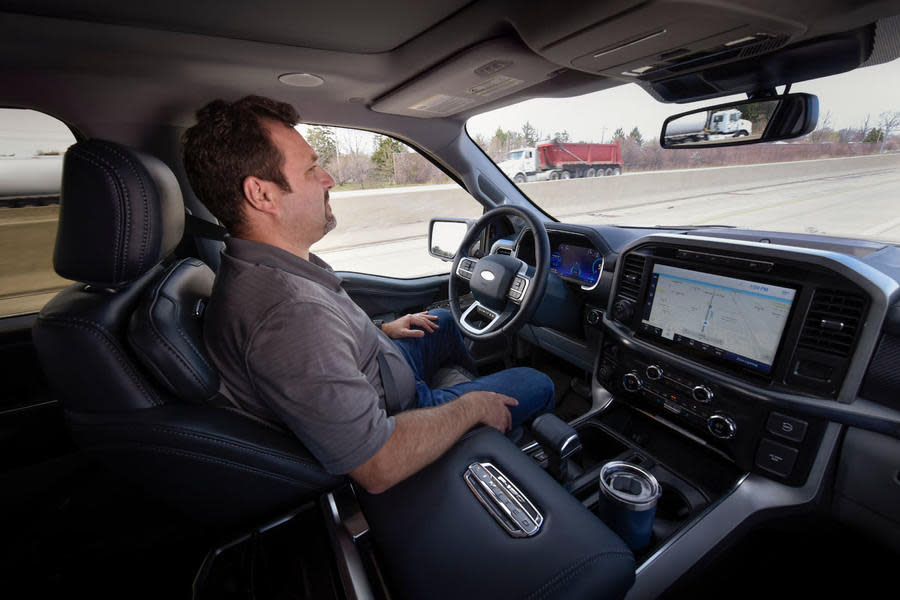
xmin=531 ymin=414 xmax=581 ymax=483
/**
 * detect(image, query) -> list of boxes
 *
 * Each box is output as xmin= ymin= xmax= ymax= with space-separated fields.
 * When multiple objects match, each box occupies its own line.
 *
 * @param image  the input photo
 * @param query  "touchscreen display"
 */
xmin=640 ymin=264 xmax=796 ymax=374
xmin=551 ymin=244 xmax=603 ymax=286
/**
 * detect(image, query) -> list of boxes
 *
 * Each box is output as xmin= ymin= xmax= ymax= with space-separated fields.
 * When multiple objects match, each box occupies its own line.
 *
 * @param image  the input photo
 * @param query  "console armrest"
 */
xmin=358 ymin=427 xmax=635 ymax=600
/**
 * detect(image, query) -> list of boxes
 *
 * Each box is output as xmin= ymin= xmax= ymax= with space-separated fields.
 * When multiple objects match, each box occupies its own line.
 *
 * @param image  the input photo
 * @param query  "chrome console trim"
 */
xmin=625 ymin=421 xmax=842 ymax=600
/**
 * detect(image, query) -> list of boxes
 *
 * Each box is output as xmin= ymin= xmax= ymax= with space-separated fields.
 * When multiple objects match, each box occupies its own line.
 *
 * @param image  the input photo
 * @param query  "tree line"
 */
xmin=303 ymin=126 xmax=450 ymax=189
xmin=471 ymin=110 xmax=900 ymax=172
xmin=303 ymin=109 xmax=898 ymax=188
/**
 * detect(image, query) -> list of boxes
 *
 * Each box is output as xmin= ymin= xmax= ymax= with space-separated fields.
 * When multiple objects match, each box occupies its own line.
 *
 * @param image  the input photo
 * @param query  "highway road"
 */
xmin=316 ymin=156 xmax=900 ymax=276
xmin=1 ymin=154 xmax=899 ymax=315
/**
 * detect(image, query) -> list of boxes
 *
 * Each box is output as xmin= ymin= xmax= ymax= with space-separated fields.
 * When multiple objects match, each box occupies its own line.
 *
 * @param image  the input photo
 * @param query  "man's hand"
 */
xmin=381 ymin=311 xmax=439 ymax=339
xmin=461 ymin=390 xmax=518 ymax=433
xmin=350 ymin=389 xmax=520 ymax=494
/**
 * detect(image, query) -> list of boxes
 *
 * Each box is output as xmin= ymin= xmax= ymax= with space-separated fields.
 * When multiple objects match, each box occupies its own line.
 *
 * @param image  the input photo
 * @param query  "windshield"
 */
xmin=467 ymin=58 xmax=900 ymax=244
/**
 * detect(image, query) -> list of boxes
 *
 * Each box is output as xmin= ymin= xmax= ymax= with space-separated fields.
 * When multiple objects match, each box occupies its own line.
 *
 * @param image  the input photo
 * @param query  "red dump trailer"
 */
xmin=536 ymin=142 xmax=623 ymax=179
xmin=500 ymin=141 xmax=623 ymax=182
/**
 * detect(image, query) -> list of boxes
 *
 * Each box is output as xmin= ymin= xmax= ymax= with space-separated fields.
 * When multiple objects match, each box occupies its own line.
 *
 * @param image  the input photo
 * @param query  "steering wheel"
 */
xmin=449 ymin=205 xmax=550 ymax=340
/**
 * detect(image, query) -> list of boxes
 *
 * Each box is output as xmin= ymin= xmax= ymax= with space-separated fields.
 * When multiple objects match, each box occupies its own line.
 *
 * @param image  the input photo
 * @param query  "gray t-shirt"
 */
xmin=204 ymin=238 xmax=417 ymax=474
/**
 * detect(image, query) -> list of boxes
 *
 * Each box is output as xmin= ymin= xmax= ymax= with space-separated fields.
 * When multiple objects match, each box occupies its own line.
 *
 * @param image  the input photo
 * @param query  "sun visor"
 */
xmin=371 ymin=38 xmax=563 ymax=118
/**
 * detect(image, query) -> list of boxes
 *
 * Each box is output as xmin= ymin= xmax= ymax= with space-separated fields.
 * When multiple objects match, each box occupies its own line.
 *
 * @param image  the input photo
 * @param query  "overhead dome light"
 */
xmin=278 ymin=73 xmax=324 ymax=87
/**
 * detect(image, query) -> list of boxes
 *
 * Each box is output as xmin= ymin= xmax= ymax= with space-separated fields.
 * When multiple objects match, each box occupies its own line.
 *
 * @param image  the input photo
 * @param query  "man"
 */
xmin=183 ymin=95 xmax=553 ymax=494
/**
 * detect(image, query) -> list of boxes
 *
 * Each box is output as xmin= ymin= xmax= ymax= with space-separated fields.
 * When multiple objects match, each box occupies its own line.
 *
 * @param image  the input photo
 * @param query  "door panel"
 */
xmin=340 ymin=272 xmax=449 ymax=317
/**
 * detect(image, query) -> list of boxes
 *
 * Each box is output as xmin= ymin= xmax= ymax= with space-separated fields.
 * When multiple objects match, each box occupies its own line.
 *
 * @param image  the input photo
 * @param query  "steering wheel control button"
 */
xmin=707 ymin=414 xmax=737 ymax=439
xmin=645 ymin=364 xmax=664 ymax=380
xmin=755 ymin=438 xmax=798 ymax=478
xmin=622 ymin=372 xmax=642 ymax=392
xmin=506 ymin=276 xmax=529 ymax=304
xmin=464 ymin=462 xmax=543 ymax=538
xmin=691 ymin=385 xmax=714 ymax=403
xmin=457 ymin=259 xmax=476 ymax=279
xmin=766 ymin=412 xmax=808 ymax=443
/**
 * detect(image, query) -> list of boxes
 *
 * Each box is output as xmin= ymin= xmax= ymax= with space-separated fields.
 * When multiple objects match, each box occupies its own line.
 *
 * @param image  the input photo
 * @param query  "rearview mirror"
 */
xmin=660 ymin=93 xmax=818 ymax=149
xmin=428 ymin=218 xmax=472 ymax=261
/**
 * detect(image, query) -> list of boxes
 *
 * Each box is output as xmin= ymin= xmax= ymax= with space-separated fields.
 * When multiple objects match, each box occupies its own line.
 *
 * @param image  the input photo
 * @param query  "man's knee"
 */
xmin=511 ymin=367 xmax=555 ymax=411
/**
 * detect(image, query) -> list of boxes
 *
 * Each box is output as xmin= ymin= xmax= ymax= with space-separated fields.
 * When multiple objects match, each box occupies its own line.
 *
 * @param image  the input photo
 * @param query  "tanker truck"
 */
xmin=499 ymin=141 xmax=623 ymax=183
xmin=664 ymin=108 xmax=752 ymax=144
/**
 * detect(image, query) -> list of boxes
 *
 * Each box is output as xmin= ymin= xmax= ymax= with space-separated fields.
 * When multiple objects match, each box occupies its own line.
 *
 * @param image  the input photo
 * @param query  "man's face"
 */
xmin=264 ymin=121 xmax=336 ymax=247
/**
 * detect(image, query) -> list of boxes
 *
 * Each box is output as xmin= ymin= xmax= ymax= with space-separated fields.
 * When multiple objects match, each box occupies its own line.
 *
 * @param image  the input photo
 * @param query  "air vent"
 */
xmin=798 ymin=288 xmax=866 ymax=357
xmin=617 ymin=254 xmax=646 ymax=301
xmin=496 ymin=247 xmax=512 ymax=256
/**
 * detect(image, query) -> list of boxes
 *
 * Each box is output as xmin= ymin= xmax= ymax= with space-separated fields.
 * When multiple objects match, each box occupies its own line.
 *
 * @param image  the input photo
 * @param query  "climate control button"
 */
xmin=692 ymin=385 xmax=714 ymax=403
xmin=708 ymin=414 xmax=737 ymax=439
xmin=645 ymin=364 xmax=664 ymax=380
xmin=622 ymin=372 xmax=643 ymax=392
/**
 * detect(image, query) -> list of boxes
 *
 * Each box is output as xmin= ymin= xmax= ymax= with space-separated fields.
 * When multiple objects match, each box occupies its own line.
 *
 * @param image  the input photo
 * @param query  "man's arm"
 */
xmin=350 ymin=390 xmax=517 ymax=494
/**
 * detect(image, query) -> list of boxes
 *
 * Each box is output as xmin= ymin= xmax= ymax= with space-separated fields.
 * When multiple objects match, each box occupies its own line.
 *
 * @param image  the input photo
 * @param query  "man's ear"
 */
xmin=242 ymin=175 xmax=279 ymax=215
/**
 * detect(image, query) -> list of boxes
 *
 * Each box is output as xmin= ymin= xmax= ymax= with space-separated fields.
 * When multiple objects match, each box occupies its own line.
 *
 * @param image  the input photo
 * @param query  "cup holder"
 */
xmin=650 ymin=482 xmax=693 ymax=542
xmin=655 ymin=483 xmax=691 ymax=521
xmin=572 ymin=423 xmax=628 ymax=470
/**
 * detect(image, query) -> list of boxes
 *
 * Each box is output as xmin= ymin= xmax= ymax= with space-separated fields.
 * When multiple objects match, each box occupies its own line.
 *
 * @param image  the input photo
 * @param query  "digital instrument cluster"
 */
xmin=551 ymin=243 xmax=603 ymax=287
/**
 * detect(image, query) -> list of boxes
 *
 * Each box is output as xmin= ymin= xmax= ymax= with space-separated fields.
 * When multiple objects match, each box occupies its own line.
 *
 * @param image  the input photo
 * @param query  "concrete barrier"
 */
xmin=0 ymin=156 xmax=63 ymax=197
xmin=320 ymin=153 xmax=900 ymax=250
xmin=514 ymin=152 xmax=900 ymax=218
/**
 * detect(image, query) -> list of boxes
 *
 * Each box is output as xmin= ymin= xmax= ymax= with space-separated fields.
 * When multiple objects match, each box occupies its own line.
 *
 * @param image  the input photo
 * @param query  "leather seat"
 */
xmin=32 ymin=139 xmax=341 ymax=527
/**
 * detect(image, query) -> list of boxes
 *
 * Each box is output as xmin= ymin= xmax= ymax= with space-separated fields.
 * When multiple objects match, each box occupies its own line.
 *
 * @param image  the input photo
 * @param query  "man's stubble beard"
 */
xmin=324 ymin=191 xmax=337 ymax=235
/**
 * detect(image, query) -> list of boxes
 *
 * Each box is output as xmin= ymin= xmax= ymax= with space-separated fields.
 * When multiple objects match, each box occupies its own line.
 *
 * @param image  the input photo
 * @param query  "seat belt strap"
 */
xmin=184 ymin=212 xmax=228 ymax=241
xmin=376 ymin=351 xmax=400 ymax=416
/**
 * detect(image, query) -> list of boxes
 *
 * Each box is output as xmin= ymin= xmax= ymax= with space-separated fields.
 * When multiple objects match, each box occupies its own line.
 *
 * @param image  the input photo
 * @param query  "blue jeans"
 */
xmin=392 ymin=309 xmax=554 ymax=427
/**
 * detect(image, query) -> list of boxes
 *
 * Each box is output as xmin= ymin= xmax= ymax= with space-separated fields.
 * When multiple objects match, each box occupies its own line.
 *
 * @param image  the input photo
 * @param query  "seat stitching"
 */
xmin=522 ymin=551 xmax=634 ymax=600
xmin=100 ymin=142 xmax=152 ymax=274
xmin=67 ymin=149 xmax=123 ymax=279
xmin=72 ymin=145 xmax=133 ymax=280
xmin=38 ymin=315 xmax=163 ymax=405
xmin=141 ymin=277 xmax=210 ymax=393
xmin=91 ymin=443 xmax=329 ymax=487
xmin=78 ymin=420 xmax=323 ymax=468
xmin=160 ymin=264 xmax=216 ymax=375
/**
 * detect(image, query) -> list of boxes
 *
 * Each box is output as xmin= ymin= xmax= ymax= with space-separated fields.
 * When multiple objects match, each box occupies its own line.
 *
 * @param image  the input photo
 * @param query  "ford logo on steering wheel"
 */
xmin=480 ymin=270 xmax=495 ymax=282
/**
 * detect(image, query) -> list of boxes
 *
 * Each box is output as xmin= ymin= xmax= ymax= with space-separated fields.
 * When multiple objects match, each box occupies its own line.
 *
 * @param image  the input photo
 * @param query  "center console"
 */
xmin=599 ymin=235 xmax=873 ymax=486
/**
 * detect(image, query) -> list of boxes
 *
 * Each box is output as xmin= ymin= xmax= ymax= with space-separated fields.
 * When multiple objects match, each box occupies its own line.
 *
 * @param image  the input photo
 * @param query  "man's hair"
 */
xmin=182 ymin=95 xmax=300 ymax=235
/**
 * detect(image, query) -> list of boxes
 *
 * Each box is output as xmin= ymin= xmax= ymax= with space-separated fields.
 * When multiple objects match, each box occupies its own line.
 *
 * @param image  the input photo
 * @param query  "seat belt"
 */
xmin=376 ymin=352 xmax=400 ymax=416
xmin=184 ymin=211 xmax=228 ymax=241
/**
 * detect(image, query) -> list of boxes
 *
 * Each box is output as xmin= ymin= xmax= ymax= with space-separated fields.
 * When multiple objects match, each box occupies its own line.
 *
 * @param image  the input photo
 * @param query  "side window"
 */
xmin=299 ymin=125 xmax=482 ymax=277
xmin=0 ymin=109 xmax=76 ymax=317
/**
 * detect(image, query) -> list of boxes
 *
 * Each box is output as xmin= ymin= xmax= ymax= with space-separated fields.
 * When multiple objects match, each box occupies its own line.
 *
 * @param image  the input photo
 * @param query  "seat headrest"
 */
xmin=54 ymin=140 xmax=185 ymax=287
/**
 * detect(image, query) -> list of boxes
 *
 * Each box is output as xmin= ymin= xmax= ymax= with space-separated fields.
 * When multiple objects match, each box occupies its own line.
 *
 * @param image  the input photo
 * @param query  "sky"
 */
xmin=0 ymin=109 xmax=76 ymax=157
xmin=466 ymin=58 xmax=900 ymax=144
xmin=2 ymin=57 xmax=899 ymax=157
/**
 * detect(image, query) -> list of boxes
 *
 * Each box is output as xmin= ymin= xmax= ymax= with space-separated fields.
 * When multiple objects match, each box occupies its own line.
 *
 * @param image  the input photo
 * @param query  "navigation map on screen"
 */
xmin=641 ymin=264 xmax=796 ymax=373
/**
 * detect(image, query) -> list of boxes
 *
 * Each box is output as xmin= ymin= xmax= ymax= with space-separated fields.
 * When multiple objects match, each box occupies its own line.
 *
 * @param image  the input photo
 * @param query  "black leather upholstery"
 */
xmin=54 ymin=140 xmax=184 ymax=287
xmin=33 ymin=139 xmax=341 ymax=526
xmin=359 ymin=427 xmax=635 ymax=600
xmin=128 ymin=257 xmax=219 ymax=404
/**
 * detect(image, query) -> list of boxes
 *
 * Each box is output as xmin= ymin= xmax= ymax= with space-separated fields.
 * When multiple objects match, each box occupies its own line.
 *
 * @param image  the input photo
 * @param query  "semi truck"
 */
xmin=664 ymin=108 xmax=753 ymax=144
xmin=499 ymin=141 xmax=623 ymax=183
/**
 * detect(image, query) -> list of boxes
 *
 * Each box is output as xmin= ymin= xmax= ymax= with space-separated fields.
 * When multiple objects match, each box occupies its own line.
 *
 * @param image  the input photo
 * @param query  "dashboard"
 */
xmin=504 ymin=223 xmax=900 ymax=490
